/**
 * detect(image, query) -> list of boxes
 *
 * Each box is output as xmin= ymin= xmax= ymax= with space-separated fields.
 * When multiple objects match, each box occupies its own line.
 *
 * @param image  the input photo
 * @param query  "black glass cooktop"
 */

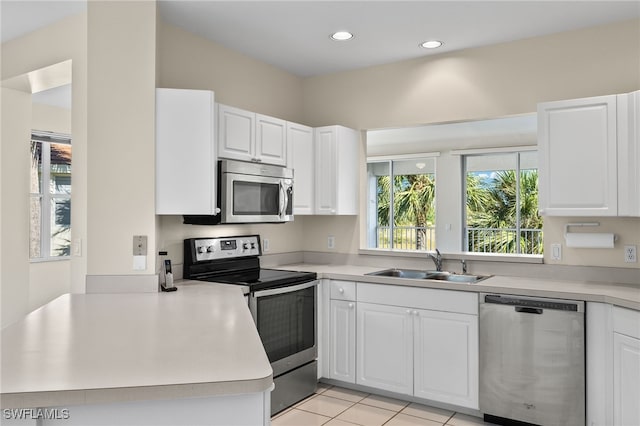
xmin=199 ymin=268 xmax=317 ymax=292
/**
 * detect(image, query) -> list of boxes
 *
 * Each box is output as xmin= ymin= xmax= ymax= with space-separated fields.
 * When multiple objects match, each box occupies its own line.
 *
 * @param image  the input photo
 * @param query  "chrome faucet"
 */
xmin=461 ymin=259 xmax=467 ymax=274
xmin=428 ymin=249 xmax=443 ymax=271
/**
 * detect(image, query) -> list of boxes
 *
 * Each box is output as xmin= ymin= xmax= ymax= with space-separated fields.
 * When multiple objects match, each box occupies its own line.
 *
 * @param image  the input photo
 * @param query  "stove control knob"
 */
xmin=251 ymin=242 xmax=256 ymax=250
xmin=197 ymin=246 xmax=205 ymax=254
xmin=206 ymin=245 xmax=214 ymax=253
xmin=243 ymin=242 xmax=250 ymax=251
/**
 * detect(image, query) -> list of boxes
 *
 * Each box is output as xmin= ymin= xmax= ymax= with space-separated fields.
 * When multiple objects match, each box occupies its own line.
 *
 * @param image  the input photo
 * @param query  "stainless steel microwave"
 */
xmin=200 ymin=159 xmax=294 ymax=225
xmin=183 ymin=159 xmax=294 ymax=225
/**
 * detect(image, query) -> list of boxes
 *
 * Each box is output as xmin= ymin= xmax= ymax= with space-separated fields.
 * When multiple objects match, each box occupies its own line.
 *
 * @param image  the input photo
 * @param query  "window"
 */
xmin=464 ymin=150 xmax=542 ymax=254
xmin=30 ymin=132 xmax=72 ymax=260
xmin=367 ymin=157 xmax=436 ymax=251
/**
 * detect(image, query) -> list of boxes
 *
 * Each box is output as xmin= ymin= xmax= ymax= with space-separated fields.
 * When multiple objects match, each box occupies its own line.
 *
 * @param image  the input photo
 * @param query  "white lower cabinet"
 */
xmin=329 ymin=300 xmax=357 ymax=383
xmin=356 ymin=302 xmax=413 ymax=395
xmin=352 ymin=283 xmax=479 ymax=409
xmin=413 ymin=309 xmax=478 ymax=407
xmin=587 ymin=303 xmax=640 ymax=426
xmin=613 ymin=305 xmax=640 ymax=426
xmin=613 ymin=332 xmax=640 ymax=426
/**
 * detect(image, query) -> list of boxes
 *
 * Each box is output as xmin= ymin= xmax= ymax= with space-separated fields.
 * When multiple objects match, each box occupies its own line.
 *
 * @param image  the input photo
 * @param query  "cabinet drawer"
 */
xmin=330 ymin=280 xmax=356 ymax=301
xmin=357 ymin=283 xmax=477 ymax=315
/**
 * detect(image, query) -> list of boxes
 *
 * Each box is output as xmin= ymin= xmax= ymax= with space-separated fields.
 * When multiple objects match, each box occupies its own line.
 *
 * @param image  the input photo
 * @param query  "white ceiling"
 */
xmin=1 ymin=1 xmax=639 ymax=77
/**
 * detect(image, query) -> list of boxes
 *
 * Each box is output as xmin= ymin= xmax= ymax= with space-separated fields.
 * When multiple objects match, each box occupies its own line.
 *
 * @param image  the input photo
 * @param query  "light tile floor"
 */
xmin=272 ymin=384 xmax=495 ymax=426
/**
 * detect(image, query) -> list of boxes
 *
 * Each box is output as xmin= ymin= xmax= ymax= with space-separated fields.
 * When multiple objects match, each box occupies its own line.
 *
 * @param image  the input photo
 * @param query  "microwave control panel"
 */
xmin=192 ymin=235 xmax=261 ymax=262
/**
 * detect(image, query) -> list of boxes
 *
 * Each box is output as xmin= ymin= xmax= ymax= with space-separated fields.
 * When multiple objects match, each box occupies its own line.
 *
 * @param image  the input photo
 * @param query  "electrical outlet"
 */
xmin=327 ymin=235 xmax=335 ymax=250
xmin=624 ymin=245 xmax=637 ymax=263
xmin=551 ymin=243 xmax=562 ymax=261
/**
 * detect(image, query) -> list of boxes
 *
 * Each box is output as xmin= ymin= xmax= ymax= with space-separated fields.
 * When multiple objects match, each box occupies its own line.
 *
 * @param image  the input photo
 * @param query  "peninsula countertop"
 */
xmin=279 ymin=263 xmax=640 ymax=310
xmin=1 ymin=282 xmax=272 ymax=409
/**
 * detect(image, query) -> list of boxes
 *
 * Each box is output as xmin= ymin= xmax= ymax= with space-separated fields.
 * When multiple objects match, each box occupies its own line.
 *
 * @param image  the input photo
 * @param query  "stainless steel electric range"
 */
xmin=183 ymin=235 xmax=318 ymax=416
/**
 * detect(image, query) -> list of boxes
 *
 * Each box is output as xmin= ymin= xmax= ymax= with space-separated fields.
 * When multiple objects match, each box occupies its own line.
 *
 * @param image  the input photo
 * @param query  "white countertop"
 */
xmin=282 ymin=263 xmax=640 ymax=310
xmin=1 ymin=282 xmax=272 ymax=409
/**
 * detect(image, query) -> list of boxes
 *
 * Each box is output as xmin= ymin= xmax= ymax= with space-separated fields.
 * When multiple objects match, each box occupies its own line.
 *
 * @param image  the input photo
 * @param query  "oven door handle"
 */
xmin=253 ymin=280 xmax=318 ymax=297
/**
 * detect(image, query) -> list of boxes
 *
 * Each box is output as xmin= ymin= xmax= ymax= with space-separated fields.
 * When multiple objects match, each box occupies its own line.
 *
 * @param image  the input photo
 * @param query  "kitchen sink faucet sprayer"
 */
xmin=428 ymin=249 xmax=443 ymax=271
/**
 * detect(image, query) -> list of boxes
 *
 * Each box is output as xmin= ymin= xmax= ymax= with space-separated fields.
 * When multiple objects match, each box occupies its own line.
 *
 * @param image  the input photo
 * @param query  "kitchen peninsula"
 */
xmin=0 ymin=283 xmax=272 ymax=426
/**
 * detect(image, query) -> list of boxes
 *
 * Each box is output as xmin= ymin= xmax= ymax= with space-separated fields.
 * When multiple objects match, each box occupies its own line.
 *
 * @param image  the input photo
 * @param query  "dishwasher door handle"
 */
xmin=515 ymin=306 xmax=543 ymax=314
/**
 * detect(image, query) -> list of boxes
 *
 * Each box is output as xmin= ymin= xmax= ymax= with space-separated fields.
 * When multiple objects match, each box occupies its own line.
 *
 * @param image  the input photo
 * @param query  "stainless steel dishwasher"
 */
xmin=479 ymin=294 xmax=585 ymax=426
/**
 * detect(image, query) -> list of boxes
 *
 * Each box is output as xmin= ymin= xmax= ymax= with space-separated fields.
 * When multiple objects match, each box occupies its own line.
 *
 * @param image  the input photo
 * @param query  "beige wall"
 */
xmin=301 ymin=18 xmax=640 ymax=269
xmin=86 ymin=1 xmax=157 ymax=277
xmin=1 ymin=13 xmax=87 ymax=327
xmin=1 ymin=88 xmax=32 ymax=327
xmin=302 ymin=19 xmax=640 ymax=130
xmin=156 ymin=20 xmax=307 ymax=265
xmin=157 ymin=21 xmax=304 ymax=123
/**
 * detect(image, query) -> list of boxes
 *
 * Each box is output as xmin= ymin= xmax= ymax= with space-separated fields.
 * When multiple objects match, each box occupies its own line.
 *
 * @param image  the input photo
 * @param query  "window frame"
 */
xmin=366 ymin=153 xmax=439 ymax=252
xmin=459 ymin=146 xmax=541 ymax=255
xmin=30 ymin=131 xmax=72 ymax=262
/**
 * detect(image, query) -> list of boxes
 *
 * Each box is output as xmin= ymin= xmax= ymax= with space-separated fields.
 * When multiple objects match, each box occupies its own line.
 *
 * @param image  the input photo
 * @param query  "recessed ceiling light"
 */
xmin=420 ymin=40 xmax=443 ymax=49
xmin=331 ymin=31 xmax=354 ymax=41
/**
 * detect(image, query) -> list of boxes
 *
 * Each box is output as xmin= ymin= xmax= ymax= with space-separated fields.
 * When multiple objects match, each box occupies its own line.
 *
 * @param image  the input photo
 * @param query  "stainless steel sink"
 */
xmin=367 ymin=268 xmax=432 ymax=279
xmin=366 ymin=268 xmax=491 ymax=283
xmin=426 ymin=273 xmax=490 ymax=283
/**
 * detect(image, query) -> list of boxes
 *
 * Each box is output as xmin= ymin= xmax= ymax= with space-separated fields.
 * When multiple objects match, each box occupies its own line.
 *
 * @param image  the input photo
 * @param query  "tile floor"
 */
xmin=271 ymin=384 xmax=494 ymax=426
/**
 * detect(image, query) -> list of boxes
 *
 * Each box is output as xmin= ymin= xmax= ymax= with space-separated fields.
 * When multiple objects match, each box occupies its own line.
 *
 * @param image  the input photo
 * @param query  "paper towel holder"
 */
xmin=564 ymin=222 xmax=617 ymax=248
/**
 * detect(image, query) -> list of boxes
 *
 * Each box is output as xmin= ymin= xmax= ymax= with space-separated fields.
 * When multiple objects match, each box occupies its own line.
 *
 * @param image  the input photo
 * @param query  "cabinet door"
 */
xmin=287 ymin=122 xmax=314 ymax=214
xmin=618 ymin=90 xmax=640 ymax=217
xmin=314 ymin=127 xmax=337 ymax=214
xmin=538 ymin=95 xmax=618 ymax=216
xmin=218 ymin=104 xmax=254 ymax=162
xmin=156 ymin=88 xmax=215 ymax=215
xmin=414 ymin=309 xmax=479 ymax=409
xmin=356 ymin=302 xmax=413 ymax=395
xmin=329 ymin=300 xmax=356 ymax=383
xmin=613 ymin=332 xmax=640 ymax=426
xmin=256 ymin=114 xmax=287 ymax=166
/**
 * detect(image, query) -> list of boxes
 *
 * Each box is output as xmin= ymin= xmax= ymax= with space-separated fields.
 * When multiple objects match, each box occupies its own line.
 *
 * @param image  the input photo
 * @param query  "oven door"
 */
xmin=249 ymin=280 xmax=318 ymax=377
xmin=221 ymin=172 xmax=293 ymax=223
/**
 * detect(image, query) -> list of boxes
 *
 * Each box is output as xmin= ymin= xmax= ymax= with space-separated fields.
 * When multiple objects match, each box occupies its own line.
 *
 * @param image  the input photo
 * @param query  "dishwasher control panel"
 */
xmin=483 ymin=294 xmax=580 ymax=311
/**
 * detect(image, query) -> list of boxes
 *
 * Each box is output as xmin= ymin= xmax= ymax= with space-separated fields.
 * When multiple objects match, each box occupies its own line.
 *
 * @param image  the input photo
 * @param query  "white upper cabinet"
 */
xmin=255 ymin=113 xmax=287 ymax=166
xmin=618 ymin=90 xmax=640 ymax=217
xmin=314 ymin=125 xmax=359 ymax=215
xmin=156 ymin=88 xmax=216 ymax=215
xmin=538 ymin=90 xmax=639 ymax=217
xmin=218 ymin=104 xmax=254 ymax=161
xmin=218 ymin=104 xmax=286 ymax=166
xmin=538 ymin=95 xmax=618 ymax=216
xmin=287 ymin=122 xmax=314 ymax=214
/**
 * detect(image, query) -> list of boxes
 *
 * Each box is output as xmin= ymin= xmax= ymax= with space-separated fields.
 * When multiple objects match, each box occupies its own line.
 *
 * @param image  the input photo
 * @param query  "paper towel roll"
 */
xmin=564 ymin=232 xmax=615 ymax=248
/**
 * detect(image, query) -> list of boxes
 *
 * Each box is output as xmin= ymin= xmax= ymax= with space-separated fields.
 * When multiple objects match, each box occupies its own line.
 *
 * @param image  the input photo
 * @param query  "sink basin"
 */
xmin=367 ymin=268 xmax=432 ymax=279
xmin=426 ymin=273 xmax=490 ymax=283
xmin=366 ymin=268 xmax=491 ymax=283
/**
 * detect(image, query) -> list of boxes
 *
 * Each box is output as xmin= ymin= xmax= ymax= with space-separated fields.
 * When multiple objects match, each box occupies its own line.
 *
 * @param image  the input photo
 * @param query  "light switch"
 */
xmin=133 ymin=255 xmax=146 ymax=271
xmin=551 ymin=243 xmax=562 ymax=261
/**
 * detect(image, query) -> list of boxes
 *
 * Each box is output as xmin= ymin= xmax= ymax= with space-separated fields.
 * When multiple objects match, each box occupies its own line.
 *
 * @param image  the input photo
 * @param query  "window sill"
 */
xmin=358 ymin=248 xmax=544 ymax=264
xmin=30 ymin=257 xmax=71 ymax=264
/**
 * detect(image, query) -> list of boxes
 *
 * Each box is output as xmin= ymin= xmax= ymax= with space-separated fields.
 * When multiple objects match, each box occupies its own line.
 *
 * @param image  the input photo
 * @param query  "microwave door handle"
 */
xmin=279 ymin=181 xmax=286 ymax=218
